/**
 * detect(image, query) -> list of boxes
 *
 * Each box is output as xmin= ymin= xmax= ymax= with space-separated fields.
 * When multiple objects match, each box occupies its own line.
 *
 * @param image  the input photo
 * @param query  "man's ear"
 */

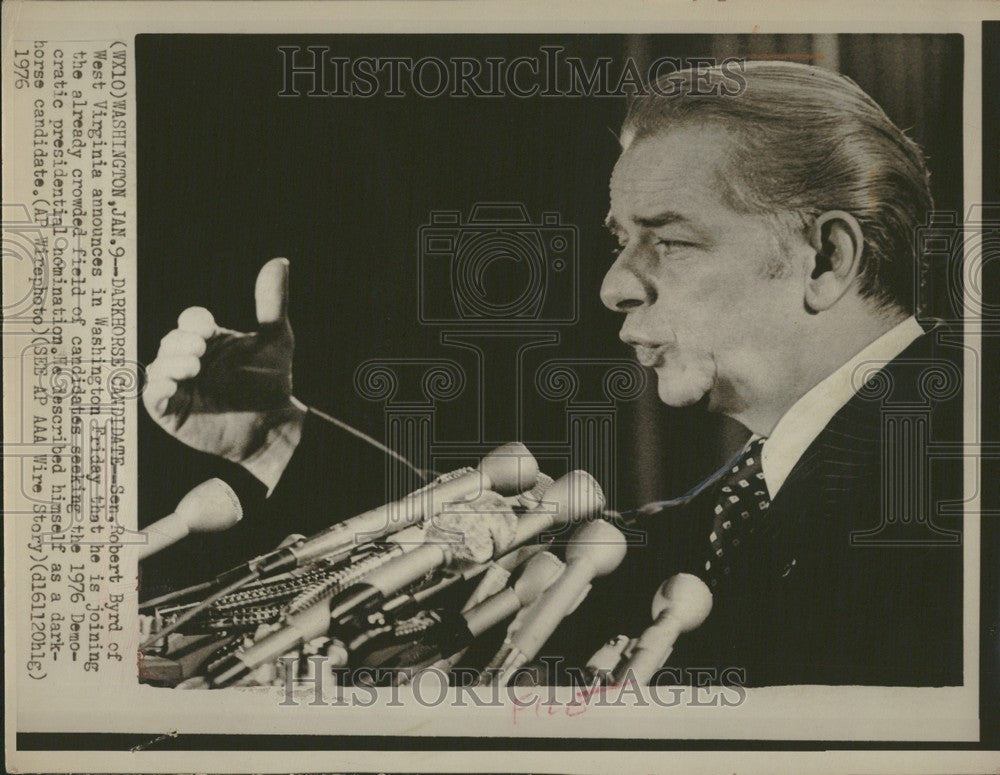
xmin=804 ymin=210 xmax=864 ymax=312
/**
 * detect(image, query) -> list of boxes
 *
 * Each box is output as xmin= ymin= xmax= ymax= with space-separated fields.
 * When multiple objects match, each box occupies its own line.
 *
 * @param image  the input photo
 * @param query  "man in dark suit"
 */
xmin=549 ymin=324 xmax=963 ymax=687
xmin=141 ymin=61 xmax=963 ymax=685
xmin=543 ymin=61 xmax=965 ymax=687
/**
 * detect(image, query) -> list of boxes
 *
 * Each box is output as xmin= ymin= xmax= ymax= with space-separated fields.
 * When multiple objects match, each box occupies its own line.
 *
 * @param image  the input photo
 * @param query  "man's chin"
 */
xmin=655 ymin=373 xmax=712 ymax=408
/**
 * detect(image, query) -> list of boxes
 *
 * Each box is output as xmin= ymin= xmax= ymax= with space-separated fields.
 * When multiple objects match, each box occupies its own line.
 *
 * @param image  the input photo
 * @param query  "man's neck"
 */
xmin=730 ymin=305 xmax=910 ymax=437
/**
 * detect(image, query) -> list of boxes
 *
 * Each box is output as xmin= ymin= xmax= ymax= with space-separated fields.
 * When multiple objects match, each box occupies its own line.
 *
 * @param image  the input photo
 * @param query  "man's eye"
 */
xmin=656 ymin=239 xmax=695 ymax=255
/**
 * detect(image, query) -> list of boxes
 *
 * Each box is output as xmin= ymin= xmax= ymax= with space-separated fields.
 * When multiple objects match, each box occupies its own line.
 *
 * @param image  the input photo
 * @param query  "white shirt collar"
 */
xmin=759 ymin=316 xmax=924 ymax=498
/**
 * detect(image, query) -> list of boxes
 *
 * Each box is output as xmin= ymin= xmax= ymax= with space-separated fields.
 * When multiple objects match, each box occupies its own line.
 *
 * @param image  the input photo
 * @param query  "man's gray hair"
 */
xmin=622 ymin=60 xmax=932 ymax=314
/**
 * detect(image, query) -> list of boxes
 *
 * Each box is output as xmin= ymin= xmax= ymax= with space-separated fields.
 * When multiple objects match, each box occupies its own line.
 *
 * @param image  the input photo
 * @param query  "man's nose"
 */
xmin=600 ymin=250 xmax=651 ymax=312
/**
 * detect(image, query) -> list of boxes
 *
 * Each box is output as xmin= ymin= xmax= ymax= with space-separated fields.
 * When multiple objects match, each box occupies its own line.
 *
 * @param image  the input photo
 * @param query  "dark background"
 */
xmin=137 ymin=33 xmax=964 ymax=528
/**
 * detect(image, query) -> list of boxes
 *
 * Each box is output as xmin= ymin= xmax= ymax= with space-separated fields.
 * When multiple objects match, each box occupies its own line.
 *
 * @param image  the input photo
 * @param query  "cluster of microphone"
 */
xmin=138 ymin=441 xmax=714 ymax=689
xmin=583 ymin=573 xmax=714 ymax=686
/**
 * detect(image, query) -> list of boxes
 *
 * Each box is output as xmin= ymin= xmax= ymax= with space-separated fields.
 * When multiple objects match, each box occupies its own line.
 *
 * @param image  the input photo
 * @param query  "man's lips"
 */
xmin=632 ymin=344 xmax=668 ymax=368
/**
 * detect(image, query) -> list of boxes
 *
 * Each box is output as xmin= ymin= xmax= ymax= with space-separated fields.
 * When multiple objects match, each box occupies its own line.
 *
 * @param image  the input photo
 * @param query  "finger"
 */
xmin=147 ymin=354 xmax=201 ymax=382
xmin=255 ymin=257 xmax=289 ymax=327
xmin=177 ymin=306 xmax=218 ymax=338
xmin=143 ymin=377 xmax=179 ymax=415
xmin=158 ymin=329 xmax=208 ymax=358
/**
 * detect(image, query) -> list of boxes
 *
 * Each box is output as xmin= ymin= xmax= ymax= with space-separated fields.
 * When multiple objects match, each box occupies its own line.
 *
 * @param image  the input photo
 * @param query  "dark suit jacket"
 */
xmin=547 ymin=326 xmax=964 ymax=686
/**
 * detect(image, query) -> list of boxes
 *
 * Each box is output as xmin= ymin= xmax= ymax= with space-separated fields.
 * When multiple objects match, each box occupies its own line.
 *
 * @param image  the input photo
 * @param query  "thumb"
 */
xmin=255 ymin=257 xmax=290 ymax=328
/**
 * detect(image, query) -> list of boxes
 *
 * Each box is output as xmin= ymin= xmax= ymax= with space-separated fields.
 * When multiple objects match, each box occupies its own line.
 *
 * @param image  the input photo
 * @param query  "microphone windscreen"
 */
xmin=651 ymin=573 xmax=713 ymax=632
xmin=479 ymin=442 xmax=538 ymax=495
xmin=542 ymin=470 xmax=606 ymax=528
xmin=512 ymin=551 xmax=564 ymax=605
xmin=173 ymin=478 xmax=243 ymax=532
xmin=564 ymin=519 xmax=627 ymax=573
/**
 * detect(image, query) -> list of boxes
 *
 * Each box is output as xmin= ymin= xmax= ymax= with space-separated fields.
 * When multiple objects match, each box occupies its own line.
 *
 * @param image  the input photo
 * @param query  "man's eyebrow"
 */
xmin=634 ymin=211 xmax=690 ymax=229
xmin=604 ymin=211 xmax=693 ymax=233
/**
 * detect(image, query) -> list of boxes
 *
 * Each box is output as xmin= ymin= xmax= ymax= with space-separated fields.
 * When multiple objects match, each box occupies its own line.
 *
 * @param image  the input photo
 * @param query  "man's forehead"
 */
xmin=607 ymin=129 xmax=734 ymax=227
xmin=610 ymin=126 xmax=731 ymax=193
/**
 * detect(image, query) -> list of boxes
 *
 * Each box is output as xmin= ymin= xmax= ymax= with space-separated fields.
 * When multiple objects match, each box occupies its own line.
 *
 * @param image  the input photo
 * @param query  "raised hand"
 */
xmin=142 ymin=258 xmax=305 ymax=471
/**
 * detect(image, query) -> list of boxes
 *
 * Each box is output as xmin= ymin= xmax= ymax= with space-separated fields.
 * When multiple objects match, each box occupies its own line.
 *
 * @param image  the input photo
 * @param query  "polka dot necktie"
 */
xmin=705 ymin=437 xmax=770 ymax=589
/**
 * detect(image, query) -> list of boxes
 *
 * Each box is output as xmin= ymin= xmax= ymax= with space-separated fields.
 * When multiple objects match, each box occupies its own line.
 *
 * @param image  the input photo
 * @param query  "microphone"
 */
xmin=324 ymin=491 xmax=518 ymax=614
xmin=438 ymin=551 xmax=565 ymax=657
xmin=488 ymin=519 xmax=627 ymax=682
xmin=615 ymin=573 xmax=713 ymax=686
xmin=389 ymin=551 xmax=565 ymax=679
xmin=460 ymin=469 xmax=594 ymax=611
xmin=585 ymin=634 xmax=633 ymax=686
xmin=138 ymin=478 xmax=243 ymax=560
xmin=141 ymin=442 xmax=540 ymax=613
xmin=206 ymin=492 xmax=520 ymax=688
xmin=511 ymin=471 xmax=556 ymax=510
xmin=251 ymin=441 xmax=538 ymax=578
xmin=507 ymin=470 xmax=605 ymax=551
xmin=452 ymin=469 xmax=602 ymax=622
xmin=463 ymin=545 xmax=543 ymax=612
xmin=421 ymin=476 xmax=574 ymax=678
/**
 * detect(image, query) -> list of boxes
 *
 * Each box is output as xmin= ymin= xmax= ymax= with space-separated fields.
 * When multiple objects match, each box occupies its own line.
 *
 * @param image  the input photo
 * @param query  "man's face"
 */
xmin=601 ymin=125 xmax=809 ymax=418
